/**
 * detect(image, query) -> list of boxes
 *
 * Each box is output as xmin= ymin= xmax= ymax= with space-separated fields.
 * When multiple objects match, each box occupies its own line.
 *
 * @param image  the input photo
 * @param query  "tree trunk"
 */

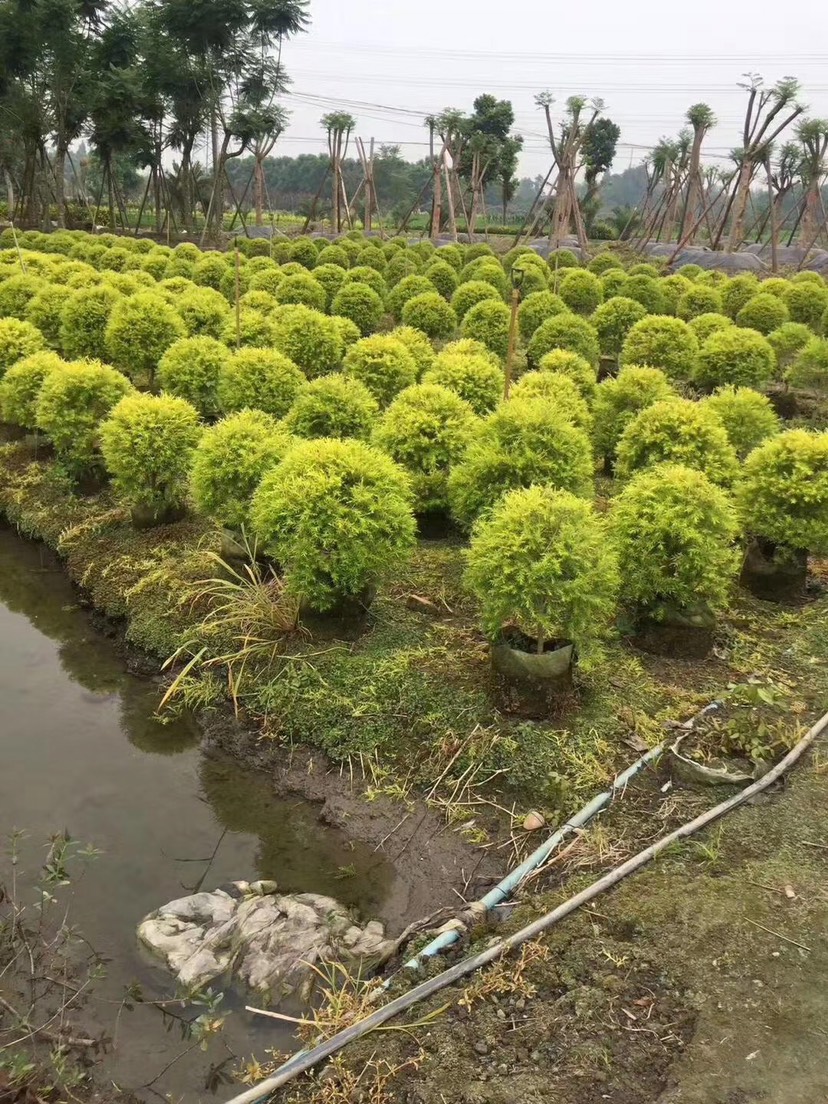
xmin=726 ymin=160 xmax=754 ymax=252
xmin=254 ymin=155 xmax=265 ymax=226
xmin=54 ymin=143 xmax=67 ymax=229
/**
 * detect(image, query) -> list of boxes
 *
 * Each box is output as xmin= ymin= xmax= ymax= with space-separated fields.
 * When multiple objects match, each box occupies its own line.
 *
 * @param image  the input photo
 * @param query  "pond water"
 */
xmin=0 ymin=525 xmax=395 ymax=1100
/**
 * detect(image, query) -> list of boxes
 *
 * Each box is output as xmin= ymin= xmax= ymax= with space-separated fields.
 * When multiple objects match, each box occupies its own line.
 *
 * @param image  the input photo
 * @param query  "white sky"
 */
xmin=277 ymin=0 xmax=828 ymax=176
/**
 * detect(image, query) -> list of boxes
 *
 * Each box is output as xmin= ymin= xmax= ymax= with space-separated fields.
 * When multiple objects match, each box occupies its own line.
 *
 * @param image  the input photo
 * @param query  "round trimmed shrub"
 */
xmin=628 ymin=263 xmax=660 ymax=278
xmin=0 ymin=351 xmax=64 ymax=427
xmin=387 ymin=275 xmax=435 ymax=321
xmin=448 ymin=397 xmax=594 ymax=528
xmin=791 ymin=271 xmax=825 ymax=286
xmin=528 ymin=313 xmax=600 ymax=369
xmin=611 ymin=465 xmax=739 ymax=622
xmin=272 ymin=306 xmax=344 ymax=377
xmin=451 ymin=280 xmax=502 ymax=321
xmin=330 ymin=314 xmax=361 ymax=350
xmin=688 ymin=312 xmax=734 ymax=344
xmin=466 ymin=485 xmax=618 ymax=659
xmin=218 ymin=347 xmax=305 ymax=418
xmin=275 ymin=272 xmax=327 ymax=312
xmin=536 ymin=349 xmax=598 ymax=399
xmin=343 ymin=265 xmax=387 ymax=298
xmin=677 ymin=283 xmax=723 ymax=320
xmin=332 ymin=282 xmax=384 ymax=336
xmin=439 ymin=338 xmax=500 ymax=367
xmin=221 ymin=308 xmax=276 ymax=349
xmin=620 ymin=316 xmax=699 ymax=381
xmin=157 ymin=336 xmax=231 ymax=417
xmin=425 ymin=259 xmax=459 ymax=300
xmin=176 ymin=287 xmax=232 ymax=339
xmin=758 ymin=277 xmax=789 ymax=299
xmin=358 ymin=245 xmax=387 ymax=274
xmin=387 ymin=325 xmax=435 ymax=375
xmin=250 ymin=438 xmax=416 ymax=611
xmin=0 ymin=274 xmax=46 ymax=319
xmin=659 ymin=274 xmax=692 ymax=315
xmin=786 ymin=336 xmax=828 ymax=392
xmin=592 ymin=365 xmax=675 ymax=463
xmin=311 ymin=263 xmax=347 ymax=308
xmin=737 ymin=429 xmax=828 ymax=555
xmin=385 ymin=252 xmax=421 ymax=286
xmin=59 ymin=284 xmax=121 ymax=361
xmin=510 ymin=371 xmax=592 ymax=431
xmin=547 ymin=248 xmax=580 ymax=271
xmin=25 ymin=284 xmax=72 ymax=349
xmin=783 ymin=281 xmax=828 ymax=331
xmin=0 ymin=318 xmax=46 ymax=376
xmin=460 ymin=261 xmax=508 ymax=297
xmin=460 ymin=299 xmax=511 ymax=359
xmin=702 ymin=386 xmax=781 ymax=459
xmin=587 ymin=252 xmax=624 ymax=275
xmin=192 ymin=254 xmax=228 ymax=290
xmin=559 ymin=268 xmax=603 ymax=315
xmin=100 ymin=393 xmax=201 ymax=518
xmin=768 ymin=322 xmax=813 ymax=373
xmin=35 ymin=359 xmax=133 ymax=477
xmin=601 ymin=270 xmax=628 ymax=298
xmin=105 ymin=292 xmax=186 ymax=386
xmin=190 ymin=410 xmax=292 ymax=530
xmin=317 ymin=245 xmax=350 ymax=270
xmin=591 ymin=296 xmax=647 ymax=359
xmin=694 ymin=327 xmax=776 ymax=390
xmin=248 ymin=267 xmax=284 ymax=295
xmin=342 ymin=335 xmax=418 ymax=407
xmin=435 ymin=244 xmax=464 ymax=271
xmin=423 ymin=351 xmax=503 ymax=415
xmin=616 ymin=398 xmax=739 ymax=485
xmin=401 ymin=292 xmax=457 ymax=340
xmin=238 ymin=291 xmax=278 ymax=315
xmin=285 ymin=374 xmax=378 ymax=440
xmin=373 ymin=383 xmax=477 ymax=512
xmin=624 ymin=274 xmax=666 ymax=314
xmin=720 ymin=274 xmax=759 ymax=319
xmin=509 ymin=255 xmax=548 ymax=295
xmin=290 ymin=237 xmax=318 ymax=269
xmin=517 ymin=291 xmax=569 ymax=342
xmin=736 ymin=293 xmax=789 ymax=335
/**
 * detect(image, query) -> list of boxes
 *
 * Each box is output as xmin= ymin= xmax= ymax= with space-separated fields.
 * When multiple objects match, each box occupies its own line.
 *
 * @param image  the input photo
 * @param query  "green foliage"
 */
xmin=332 ymin=282 xmax=385 ymax=336
xmin=623 ymin=274 xmax=666 ymax=314
xmin=0 ymin=317 xmax=46 ymax=376
xmin=175 ymin=287 xmax=233 ymax=339
xmin=250 ymin=438 xmax=416 ymax=611
xmin=460 ymin=299 xmax=511 ymax=358
xmin=434 ymin=244 xmax=464 ymax=271
xmin=0 ymin=274 xmax=46 ymax=318
xmin=274 ymin=272 xmax=327 ymax=312
xmin=536 ymin=349 xmax=598 ymax=398
xmin=736 ymin=293 xmax=789 ymax=335
xmin=687 ymin=312 xmax=734 ymax=344
xmin=758 ymin=277 xmax=790 ymax=299
xmin=459 ymin=260 xmax=508 ymax=297
xmin=35 ymin=359 xmax=133 ymax=477
xmin=218 ymin=347 xmax=305 ymax=418
xmin=558 ymin=268 xmax=603 ymax=315
xmin=783 ymin=281 xmax=828 ymax=331
xmin=387 ymin=325 xmax=435 ymax=375
xmin=591 ymin=296 xmax=647 ymax=359
xmin=620 ymin=316 xmax=699 ymax=381
xmin=451 ymin=280 xmax=502 ymax=321
xmin=401 ymin=292 xmax=457 ymax=340
xmin=627 ymin=263 xmax=660 ymax=278
xmin=466 ymin=485 xmax=618 ymax=657
xmin=694 ymin=327 xmax=776 ymax=390
xmin=677 ymin=283 xmax=723 ymax=320
xmin=272 ymin=306 xmax=344 ymax=377
xmin=105 ymin=292 xmax=186 ymax=387
xmin=702 ymin=386 xmax=781 ymax=459
xmin=720 ymin=274 xmax=759 ymax=319
xmin=737 ymin=429 xmax=828 ymax=554
xmin=527 ymin=313 xmax=600 ymax=368
xmin=448 ymin=397 xmax=594 ymax=528
xmin=0 ymin=351 xmax=64 ymax=428
xmin=592 ymin=365 xmax=675 ymax=462
xmin=156 ymin=336 xmax=231 ymax=418
xmin=767 ymin=321 xmax=813 ymax=373
xmin=423 ymin=351 xmax=504 ymax=415
xmin=425 ymin=259 xmax=460 ymax=300
xmin=190 ymin=410 xmax=292 ymax=530
xmin=385 ymin=252 xmax=421 ymax=286
xmin=311 ymin=263 xmax=347 ymax=308
xmin=248 ymin=267 xmax=285 ymax=296
xmin=386 ymin=275 xmax=435 ymax=321
xmin=25 ymin=283 xmax=72 ymax=349
xmin=510 ymin=255 xmax=548 ymax=295
xmin=517 ymin=291 xmax=569 ymax=342
xmin=611 ymin=465 xmax=739 ymax=622
xmin=342 ymin=335 xmax=418 ymax=407
xmin=510 ymin=371 xmax=592 ymax=432
xmin=284 ymin=374 xmax=379 ymax=440
xmin=587 ymin=252 xmax=624 ymax=274
xmin=59 ymin=284 xmax=121 ymax=361
xmin=100 ymin=393 xmax=202 ymax=515
xmin=616 ymin=398 xmax=739 ymax=485
xmin=290 ymin=238 xmax=319 ymax=269
xmin=601 ymin=270 xmax=628 ymax=298
xmin=786 ymin=337 xmax=828 ymax=392
xmin=343 ymin=265 xmax=388 ymax=298
xmin=193 ymin=253 xmax=231 ymax=290
xmin=547 ymin=248 xmax=580 ymax=270
xmin=658 ymin=274 xmax=692 ymax=316
xmin=330 ymin=314 xmax=362 ymax=350
xmin=317 ymin=245 xmax=350 ymax=270
xmin=373 ymin=383 xmax=478 ymax=512
xmin=221 ymin=308 xmax=276 ymax=349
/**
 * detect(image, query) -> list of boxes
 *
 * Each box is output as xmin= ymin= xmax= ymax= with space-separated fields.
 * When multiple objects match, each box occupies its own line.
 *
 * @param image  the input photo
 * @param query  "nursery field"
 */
xmin=1 ymin=225 xmax=828 ymax=1102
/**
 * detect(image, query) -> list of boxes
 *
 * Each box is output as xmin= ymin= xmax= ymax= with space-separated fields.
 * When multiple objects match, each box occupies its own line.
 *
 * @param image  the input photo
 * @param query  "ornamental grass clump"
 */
xmin=736 ymin=293 xmax=789 ymax=335
xmin=284 ymin=374 xmax=378 ymax=440
xmin=465 ymin=485 xmax=618 ymax=662
xmin=423 ymin=351 xmax=503 ymax=415
xmin=448 ymin=397 xmax=594 ymax=528
xmin=157 ymin=336 xmax=232 ymax=418
xmin=250 ymin=438 xmax=416 ymax=613
xmin=702 ymin=386 xmax=781 ymax=459
xmin=616 ymin=398 xmax=738 ymax=486
xmin=35 ymin=359 xmax=133 ymax=478
xmin=0 ymin=318 xmax=46 ymax=375
xmin=59 ymin=284 xmax=121 ymax=361
xmin=271 ymin=306 xmax=344 ymax=377
xmin=218 ymin=347 xmax=305 ymax=418
xmin=786 ymin=337 xmax=828 ymax=392
xmin=591 ymin=296 xmax=648 ymax=360
xmin=611 ymin=465 xmax=740 ymax=628
xmin=190 ymin=410 xmax=292 ymax=531
xmin=373 ymin=383 xmax=478 ymax=512
xmin=451 ymin=280 xmax=502 ymax=322
xmin=331 ymin=282 xmax=384 ymax=336
xmin=694 ymin=327 xmax=776 ymax=390
xmin=592 ymin=366 xmax=675 ymax=464
xmin=100 ymin=393 xmax=202 ymax=525
xmin=0 ymin=351 xmax=64 ymax=428
xmin=401 ymin=291 xmax=457 ymax=340
xmin=105 ymin=291 xmax=186 ymax=387
xmin=620 ymin=316 xmax=699 ymax=381
xmin=460 ymin=300 xmax=511 ymax=359
xmin=558 ymin=268 xmax=603 ymax=315
xmin=527 ymin=314 xmax=600 ymax=369
xmin=342 ymin=335 xmax=418 ymax=407
xmin=517 ymin=291 xmax=569 ymax=342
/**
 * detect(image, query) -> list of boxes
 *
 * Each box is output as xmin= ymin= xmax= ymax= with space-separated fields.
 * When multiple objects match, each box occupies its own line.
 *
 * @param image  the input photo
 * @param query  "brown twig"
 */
xmin=744 ymin=917 xmax=811 ymax=953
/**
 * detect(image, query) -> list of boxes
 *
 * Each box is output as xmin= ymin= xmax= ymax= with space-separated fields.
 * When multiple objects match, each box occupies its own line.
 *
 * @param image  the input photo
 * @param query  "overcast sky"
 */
xmin=277 ymin=0 xmax=828 ymax=177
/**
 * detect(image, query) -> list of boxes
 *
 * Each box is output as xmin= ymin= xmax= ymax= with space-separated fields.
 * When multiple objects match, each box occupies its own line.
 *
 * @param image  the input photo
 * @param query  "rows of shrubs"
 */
xmin=0 ymin=226 xmax=826 ymax=669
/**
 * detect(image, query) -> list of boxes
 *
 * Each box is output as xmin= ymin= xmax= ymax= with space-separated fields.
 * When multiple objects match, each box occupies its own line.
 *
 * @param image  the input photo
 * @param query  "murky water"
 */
xmin=0 ymin=525 xmax=394 ymax=1099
